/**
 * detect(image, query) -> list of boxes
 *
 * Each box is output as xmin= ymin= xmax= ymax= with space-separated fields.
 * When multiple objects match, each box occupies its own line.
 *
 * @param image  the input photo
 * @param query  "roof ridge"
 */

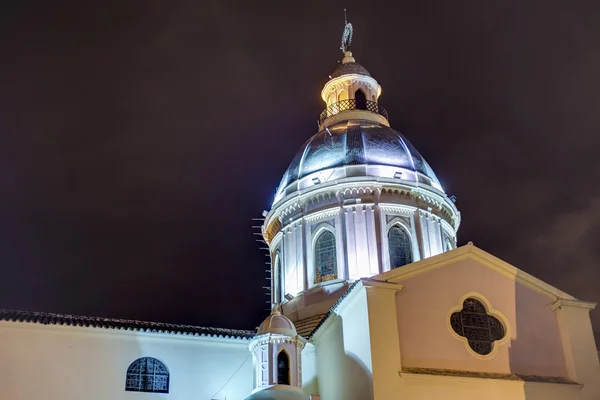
xmin=0 ymin=309 xmax=255 ymax=339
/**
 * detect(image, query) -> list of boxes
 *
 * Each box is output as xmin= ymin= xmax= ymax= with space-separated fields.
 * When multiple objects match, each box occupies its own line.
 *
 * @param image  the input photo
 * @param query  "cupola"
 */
xmin=247 ymin=308 xmax=306 ymax=400
xmin=261 ymin=14 xmax=460 ymax=336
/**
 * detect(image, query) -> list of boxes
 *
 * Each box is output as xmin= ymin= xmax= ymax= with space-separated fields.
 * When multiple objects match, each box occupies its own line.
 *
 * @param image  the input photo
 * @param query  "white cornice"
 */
xmin=549 ymin=299 xmax=597 ymax=312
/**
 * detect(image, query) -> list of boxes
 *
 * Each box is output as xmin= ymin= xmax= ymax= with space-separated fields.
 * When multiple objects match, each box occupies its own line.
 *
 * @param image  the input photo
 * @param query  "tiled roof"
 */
xmin=308 ymin=280 xmax=362 ymax=338
xmin=295 ymin=314 xmax=327 ymax=339
xmin=0 ymin=309 xmax=254 ymax=340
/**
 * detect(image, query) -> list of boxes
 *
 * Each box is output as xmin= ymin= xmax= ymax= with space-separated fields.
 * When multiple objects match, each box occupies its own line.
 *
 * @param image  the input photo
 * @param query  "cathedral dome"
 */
xmin=256 ymin=309 xmax=297 ymax=337
xmin=274 ymin=120 xmax=443 ymax=203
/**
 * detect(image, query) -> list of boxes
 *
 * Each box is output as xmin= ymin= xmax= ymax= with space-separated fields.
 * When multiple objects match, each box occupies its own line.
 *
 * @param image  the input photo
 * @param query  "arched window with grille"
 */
xmin=125 ymin=357 xmax=169 ymax=393
xmin=388 ymin=226 xmax=412 ymax=269
xmin=314 ymin=230 xmax=337 ymax=283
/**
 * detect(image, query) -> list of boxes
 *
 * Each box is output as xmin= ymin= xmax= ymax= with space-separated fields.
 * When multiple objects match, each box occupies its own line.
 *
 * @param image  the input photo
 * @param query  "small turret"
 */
xmin=246 ymin=307 xmax=307 ymax=400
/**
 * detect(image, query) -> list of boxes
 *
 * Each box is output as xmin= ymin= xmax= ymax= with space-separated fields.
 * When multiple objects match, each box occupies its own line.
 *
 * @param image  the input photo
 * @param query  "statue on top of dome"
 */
xmin=340 ymin=9 xmax=353 ymax=54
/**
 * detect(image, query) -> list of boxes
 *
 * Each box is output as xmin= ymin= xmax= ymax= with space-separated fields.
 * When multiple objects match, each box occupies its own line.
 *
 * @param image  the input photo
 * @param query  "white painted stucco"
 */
xmin=0 ymin=322 xmax=252 ymax=400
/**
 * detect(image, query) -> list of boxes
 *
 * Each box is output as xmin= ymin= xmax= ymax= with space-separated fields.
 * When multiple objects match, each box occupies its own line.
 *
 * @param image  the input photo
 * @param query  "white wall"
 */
xmin=313 ymin=284 xmax=374 ymax=400
xmin=0 ymin=322 xmax=253 ymax=400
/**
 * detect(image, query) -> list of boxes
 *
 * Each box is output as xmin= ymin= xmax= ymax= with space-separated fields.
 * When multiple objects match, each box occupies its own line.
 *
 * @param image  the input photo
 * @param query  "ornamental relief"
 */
xmin=325 ymin=79 xmax=377 ymax=95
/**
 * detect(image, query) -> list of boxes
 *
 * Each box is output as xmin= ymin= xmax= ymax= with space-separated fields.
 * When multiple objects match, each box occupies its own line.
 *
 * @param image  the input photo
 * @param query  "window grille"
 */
xmin=314 ymin=231 xmax=337 ymax=283
xmin=450 ymin=298 xmax=505 ymax=355
xmin=125 ymin=357 xmax=169 ymax=393
xmin=388 ymin=226 xmax=412 ymax=269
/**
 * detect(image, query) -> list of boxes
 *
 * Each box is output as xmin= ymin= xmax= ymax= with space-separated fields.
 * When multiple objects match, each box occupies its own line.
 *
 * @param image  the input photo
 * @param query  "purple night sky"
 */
xmin=0 ymin=1 xmax=599 ymax=343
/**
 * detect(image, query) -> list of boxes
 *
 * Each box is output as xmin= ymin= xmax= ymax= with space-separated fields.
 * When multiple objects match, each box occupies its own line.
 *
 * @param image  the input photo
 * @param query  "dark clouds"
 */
xmin=0 ymin=1 xmax=599 ymax=341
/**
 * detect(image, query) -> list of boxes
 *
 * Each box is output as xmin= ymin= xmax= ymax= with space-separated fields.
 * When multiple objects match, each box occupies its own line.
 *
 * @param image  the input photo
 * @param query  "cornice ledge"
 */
xmin=362 ymin=279 xmax=403 ymax=292
xmin=549 ymin=299 xmax=597 ymax=312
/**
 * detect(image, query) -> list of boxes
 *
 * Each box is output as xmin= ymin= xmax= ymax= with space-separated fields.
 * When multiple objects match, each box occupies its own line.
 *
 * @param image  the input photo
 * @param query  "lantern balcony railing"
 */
xmin=319 ymin=99 xmax=388 ymax=125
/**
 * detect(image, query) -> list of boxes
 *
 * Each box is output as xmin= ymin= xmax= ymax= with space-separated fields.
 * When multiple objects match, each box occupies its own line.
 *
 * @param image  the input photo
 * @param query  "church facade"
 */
xmin=1 ymin=29 xmax=599 ymax=400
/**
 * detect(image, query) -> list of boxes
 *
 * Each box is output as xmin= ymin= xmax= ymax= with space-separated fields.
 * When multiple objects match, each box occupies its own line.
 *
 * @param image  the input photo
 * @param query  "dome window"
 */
xmin=355 ymin=89 xmax=367 ymax=110
xmin=314 ymin=230 xmax=338 ymax=283
xmin=388 ymin=226 xmax=412 ymax=269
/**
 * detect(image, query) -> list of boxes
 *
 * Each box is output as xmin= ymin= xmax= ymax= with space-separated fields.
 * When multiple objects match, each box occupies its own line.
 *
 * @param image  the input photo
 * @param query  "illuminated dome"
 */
xmin=263 ymin=21 xmax=460 ymax=329
xmin=331 ymin=60 xmax=371 ymax=78
xmin=274 ymin=120 xmax=443 ymax=204
xmin=256 ymin=309 xmax=297 ymax=337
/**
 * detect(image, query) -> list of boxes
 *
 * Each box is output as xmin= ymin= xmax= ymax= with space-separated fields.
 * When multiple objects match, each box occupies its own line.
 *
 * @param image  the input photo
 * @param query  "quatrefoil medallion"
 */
xmin=450 ymin=298 xmax=505 ymax=356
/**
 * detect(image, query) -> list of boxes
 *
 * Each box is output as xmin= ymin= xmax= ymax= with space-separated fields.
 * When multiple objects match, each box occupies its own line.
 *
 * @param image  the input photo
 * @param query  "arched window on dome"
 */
xmin=355 ymin=89 xmax=367 ymax=110
xmin=277 ymin=351 xmax=290 ymax=385
xmin=388 ymin=226 xmax=412 ymax=269
xmin=314 ymin=230 xmax=337 ymax=283
xmin=125 ymin=357 xmax=169 ymax=393
xmin=274 ymin=251 xmax=282 ymax=304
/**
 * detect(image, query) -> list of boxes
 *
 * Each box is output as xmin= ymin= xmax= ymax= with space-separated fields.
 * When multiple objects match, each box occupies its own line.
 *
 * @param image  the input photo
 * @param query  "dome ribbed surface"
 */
xmin=257 ymin=310 xmax=297 ymax=337
xmin=275 ymin=121 xmax=441 ymax=202
xmin=331 ymin=62 xmax=371 ymax=78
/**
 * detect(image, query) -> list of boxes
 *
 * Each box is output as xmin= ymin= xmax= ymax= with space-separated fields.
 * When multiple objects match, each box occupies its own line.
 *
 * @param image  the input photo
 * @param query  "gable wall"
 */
xmin=393 ymin=257 xmax=568 ymax=378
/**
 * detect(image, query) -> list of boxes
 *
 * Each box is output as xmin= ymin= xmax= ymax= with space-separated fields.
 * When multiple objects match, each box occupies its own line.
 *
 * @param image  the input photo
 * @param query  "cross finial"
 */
xmin=340 ymin=9 xmax=353 ymax=54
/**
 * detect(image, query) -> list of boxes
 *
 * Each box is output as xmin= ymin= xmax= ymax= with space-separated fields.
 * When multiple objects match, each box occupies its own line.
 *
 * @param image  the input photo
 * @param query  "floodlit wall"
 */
xmin=394 ymin=257 xmax=568 ymax=377
xmin=0 ymin=322 xmax=253 ymax=400
xmin=313 ymin=285 xmax=373 ymax=400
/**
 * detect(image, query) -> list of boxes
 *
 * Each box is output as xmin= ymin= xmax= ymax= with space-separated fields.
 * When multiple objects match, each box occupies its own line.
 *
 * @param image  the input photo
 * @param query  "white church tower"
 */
xmin=261 ymin=19 xmax=460 ymax=326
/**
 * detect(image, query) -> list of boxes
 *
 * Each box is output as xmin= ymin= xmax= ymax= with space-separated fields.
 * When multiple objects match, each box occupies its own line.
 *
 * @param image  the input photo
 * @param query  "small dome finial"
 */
xmin=342 ymin=51 xmax=355 ymax=64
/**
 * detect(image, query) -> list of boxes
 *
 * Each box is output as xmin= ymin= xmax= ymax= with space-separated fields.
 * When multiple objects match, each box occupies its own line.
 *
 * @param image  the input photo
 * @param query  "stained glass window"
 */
xmin=125 ymin=357 xmax=169 ymax=393
xmin=450 ymin=298 xmax=505 ymax=355
xmin=274 ymin=252 xmax=282 ymax=304
xmin=277 ymin=351 xmax=290 ymax=385
xmin=388 ymin=226 xmax=412 ymax=269
xmin=314 ymin=230 xmax=337 ymax=283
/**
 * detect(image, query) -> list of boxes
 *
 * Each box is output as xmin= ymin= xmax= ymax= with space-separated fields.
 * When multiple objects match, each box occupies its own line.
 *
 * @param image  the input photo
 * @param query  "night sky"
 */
xmin=1 ymin=2 xmax=599 ymax=343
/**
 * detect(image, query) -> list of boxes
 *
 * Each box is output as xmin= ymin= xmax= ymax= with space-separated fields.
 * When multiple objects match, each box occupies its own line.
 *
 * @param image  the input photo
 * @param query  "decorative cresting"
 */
xmin=249 ymin=308 xmax=306 ymax=395
xmin=125 ymin=357 xmax=169 ymax=393
xmin=450 ymin=298 xmax=506 ymax=356
xmin=319 ymin=98 xmax=388 ymax=124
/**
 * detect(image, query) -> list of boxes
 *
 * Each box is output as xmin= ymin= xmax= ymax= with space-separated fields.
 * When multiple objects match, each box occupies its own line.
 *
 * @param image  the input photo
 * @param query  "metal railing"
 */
xmin=319 ymin=99 xmax=388 ymax=125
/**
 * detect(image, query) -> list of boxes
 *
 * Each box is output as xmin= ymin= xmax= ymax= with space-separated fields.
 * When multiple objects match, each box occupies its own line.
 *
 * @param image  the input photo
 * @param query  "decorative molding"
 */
xmin=304 ymin=208 xmax=340 ymax=223
xmin=362 ymin=279 xmax=403 ymax=292
xmin=549 ymin=299 xmax=597 ymax=312
xmin=399 ymin=367 xmax=580 ymax=386
xmin=379 ymin=203 xmax=415 ymax=216
xmin=382 ymin=244 xmax=576 ymax=301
